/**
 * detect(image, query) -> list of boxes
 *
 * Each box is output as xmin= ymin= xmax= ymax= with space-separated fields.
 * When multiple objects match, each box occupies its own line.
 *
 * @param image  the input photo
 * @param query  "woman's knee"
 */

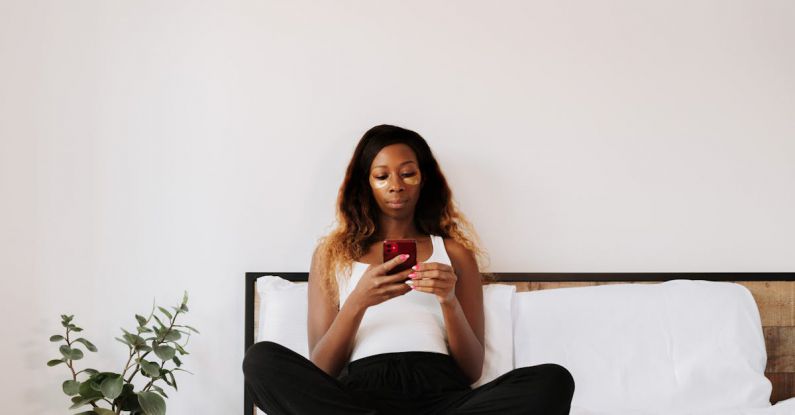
xmin=536 ymin=363 xmax=575 ymax=397
xmin=242 ymin=341 xmax=283 ymax=375
xmin=515 ymin=363 xmax=575 ymax=396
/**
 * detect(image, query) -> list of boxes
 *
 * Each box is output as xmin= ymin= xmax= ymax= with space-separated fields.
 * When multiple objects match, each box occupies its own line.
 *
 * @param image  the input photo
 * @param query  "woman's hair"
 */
xmin=314 ymin=124 xmax=493 ymax=306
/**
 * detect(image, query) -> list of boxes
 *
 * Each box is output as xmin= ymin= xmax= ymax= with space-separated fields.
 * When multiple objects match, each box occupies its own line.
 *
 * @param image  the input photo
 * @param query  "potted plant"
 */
xmin=47 ymin=291 xmax=198 ymax=415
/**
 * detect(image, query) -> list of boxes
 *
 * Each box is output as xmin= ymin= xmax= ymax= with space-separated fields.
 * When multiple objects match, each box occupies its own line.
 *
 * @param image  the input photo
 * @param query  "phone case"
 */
xmin=383 ymin=239 xmax=417 ymax=274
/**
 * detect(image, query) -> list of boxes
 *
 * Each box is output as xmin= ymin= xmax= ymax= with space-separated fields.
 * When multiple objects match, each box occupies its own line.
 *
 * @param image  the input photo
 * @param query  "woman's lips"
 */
xmin=387 ymin=200 xmax=407 ymax=209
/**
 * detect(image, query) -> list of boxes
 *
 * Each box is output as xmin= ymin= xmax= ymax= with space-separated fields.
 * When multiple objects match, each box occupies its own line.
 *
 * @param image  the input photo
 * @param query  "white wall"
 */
xmin=1 ymin=1 xmax=793 ymax=413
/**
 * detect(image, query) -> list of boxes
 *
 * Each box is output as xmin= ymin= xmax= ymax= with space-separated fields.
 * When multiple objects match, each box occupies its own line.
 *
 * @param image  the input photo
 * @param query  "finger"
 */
xmin=412 ymin=262 xmax=453 ymax=273
xmin=407 ymin=278 xmax=453 ymax=290
xmin=411 ymin=269 xmax=449 ymax=280
xmin=384 ymin=281 xmax=412 ymax=297
xmin=381 ymin=254 xmax=411 ymax=274
xmin=382 ymin=269 xmax=414 ymax=284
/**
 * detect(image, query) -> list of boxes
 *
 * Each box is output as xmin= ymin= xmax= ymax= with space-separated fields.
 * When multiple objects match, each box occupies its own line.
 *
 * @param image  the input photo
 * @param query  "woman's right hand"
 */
xmin=347 ymin=254 xmax=414 ymax=310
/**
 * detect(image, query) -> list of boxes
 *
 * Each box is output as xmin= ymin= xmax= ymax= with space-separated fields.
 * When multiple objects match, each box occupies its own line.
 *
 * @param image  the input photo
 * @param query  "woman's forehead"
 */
xmin=371 ymin=144 xmax=417 ymax=169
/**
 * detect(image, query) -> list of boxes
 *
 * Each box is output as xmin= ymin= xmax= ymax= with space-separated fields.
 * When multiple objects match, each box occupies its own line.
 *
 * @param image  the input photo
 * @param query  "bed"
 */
xmin=244 ymin=272 xmax=795 ymax=415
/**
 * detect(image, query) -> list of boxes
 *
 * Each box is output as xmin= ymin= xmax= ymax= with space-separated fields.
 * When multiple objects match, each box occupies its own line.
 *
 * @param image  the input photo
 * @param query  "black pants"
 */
xmin=243 ymin=341 xmax=575 ymax=415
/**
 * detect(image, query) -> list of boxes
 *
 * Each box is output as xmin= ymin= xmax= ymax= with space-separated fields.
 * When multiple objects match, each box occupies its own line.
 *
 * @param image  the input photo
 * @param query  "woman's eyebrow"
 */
xmin=372 ymin=160 xmax=417 ymax=169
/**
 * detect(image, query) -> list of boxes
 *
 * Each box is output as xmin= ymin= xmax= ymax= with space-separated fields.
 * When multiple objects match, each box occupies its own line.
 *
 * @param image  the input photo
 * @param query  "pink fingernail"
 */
xmin=401 ymin=254 xmax=409 ymax=260
xmin=411 ymin=265 xmax=418 ymax=270
xmin=408 ymin=273 xmax=416 ymax=279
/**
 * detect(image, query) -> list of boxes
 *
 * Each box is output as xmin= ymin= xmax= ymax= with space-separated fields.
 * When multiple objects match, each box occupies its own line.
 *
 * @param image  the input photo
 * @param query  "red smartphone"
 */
xmin=383 ymin=239 xmax=417 ymax=274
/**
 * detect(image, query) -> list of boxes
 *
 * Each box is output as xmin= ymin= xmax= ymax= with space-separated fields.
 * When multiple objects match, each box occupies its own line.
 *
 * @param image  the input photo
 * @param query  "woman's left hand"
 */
xmin=407 ymin=262 xmax=458 ymax=305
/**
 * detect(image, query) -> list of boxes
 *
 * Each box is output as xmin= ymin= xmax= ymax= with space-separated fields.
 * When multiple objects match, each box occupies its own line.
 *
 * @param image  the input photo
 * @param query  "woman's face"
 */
xmin=368 ymin=143 xmax=423 ymax=217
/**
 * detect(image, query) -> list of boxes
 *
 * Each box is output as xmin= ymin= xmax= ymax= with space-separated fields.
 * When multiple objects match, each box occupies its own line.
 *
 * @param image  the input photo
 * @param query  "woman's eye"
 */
xmin=374 ymin=172 xmax=416 ymax=180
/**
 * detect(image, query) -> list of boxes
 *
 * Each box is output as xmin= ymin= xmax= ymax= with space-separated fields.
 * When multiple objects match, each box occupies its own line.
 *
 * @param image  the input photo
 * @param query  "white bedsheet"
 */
xmin=571 ymin=397 xmax=795 ymax=415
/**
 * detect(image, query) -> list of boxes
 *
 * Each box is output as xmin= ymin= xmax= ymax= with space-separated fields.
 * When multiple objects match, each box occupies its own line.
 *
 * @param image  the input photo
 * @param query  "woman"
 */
xmin=243 ymin=124 xmax=575 ymax=414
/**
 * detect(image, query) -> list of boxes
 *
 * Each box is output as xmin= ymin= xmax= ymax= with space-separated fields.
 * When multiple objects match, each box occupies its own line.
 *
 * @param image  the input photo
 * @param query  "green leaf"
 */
xmin=78 ymin=379 xmax=104 ymax=399
xmin=157 ymin=306 xmax=173 ymax=320
xmin=173 ymin=367 xmax=194 ymax=375
xmin=47 ymin=359 xmax=65 ymax=367
xmin=176 ymin=324 xmax=199 ymax=334
xmin=59 ymin=345 xmax=84 ymax=360
xmin=138 ymin=391 xmax=166 ymax=415
xmin=76 ymin=368 xmax=99 ymax=376
xmin=73 ymin=338 xmax=97 ymax=352
xmin=182 ymin=290 xmax=188 ymax=305
xmin=136 ymin=314 xmax=148 ymax=327
xmin=153 ymin=344 xmax=175 ymax=361
xmin=50 ymin=334 xmax=65 ymax=342
xmin=94 ymin=408 xmax=117 ymax=415
xmin=168 ymin=371 xmax=178 ymax=391
xmin=68 ymin=396 xmax=97 ymax=410
xmin=174 ymin=344 xmax=189 ymax=355
xmin=152 ymin=315 xmax=167 ymax=329
xmin=149 ymin=384 xmax=169 ymax=399
xmin=140 ymin=360 xmax=161 ymax=377
xmin=172 ymin=355 xmax=182 ymax=367
xmin=62 ymin=380 xmax=80 ymax=396
xmin=179 ymin=303 xmax=189 ymax=313
xmin=163 ymin=329 xmax=181 ymax=342
xmin=71 ymin=326 xmax=84 ymax=332
xmin=100 ymin=374 xmax=123 ymax=400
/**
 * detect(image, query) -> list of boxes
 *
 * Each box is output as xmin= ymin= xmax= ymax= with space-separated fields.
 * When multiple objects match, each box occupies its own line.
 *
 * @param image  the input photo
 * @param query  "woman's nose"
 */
xmin=388 ymin=176 xmax=404 ymax=191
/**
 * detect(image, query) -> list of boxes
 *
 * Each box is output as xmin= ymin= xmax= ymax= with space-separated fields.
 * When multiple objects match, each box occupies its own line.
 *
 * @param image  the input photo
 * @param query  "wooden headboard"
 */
xmin=244 ymin=272 xmax=795 ymax=415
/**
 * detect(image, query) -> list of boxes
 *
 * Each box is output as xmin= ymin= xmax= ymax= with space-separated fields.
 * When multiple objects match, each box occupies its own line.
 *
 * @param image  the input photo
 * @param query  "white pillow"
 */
xmin=472 ymin=283 xmax=516 ymax=387
xmin=255 ymin=275 xmax=309 ymax=358
xmin=512 ymin=279 xmax=771 ymax=414
xmin=255 ymin=276 xmax=516 ymax=388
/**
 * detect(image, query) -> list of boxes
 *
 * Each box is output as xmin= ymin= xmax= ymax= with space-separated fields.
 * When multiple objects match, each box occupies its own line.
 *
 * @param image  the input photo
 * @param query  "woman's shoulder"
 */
xmin=440 ymin=236 xmax=475 ymax=263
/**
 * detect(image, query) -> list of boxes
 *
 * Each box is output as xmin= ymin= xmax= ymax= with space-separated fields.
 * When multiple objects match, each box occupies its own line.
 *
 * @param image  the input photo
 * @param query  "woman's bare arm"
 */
xmin=441 ymin=239 xmax=485 ymax=384
xmin=307 ymin=247 xmax=366 ymax=377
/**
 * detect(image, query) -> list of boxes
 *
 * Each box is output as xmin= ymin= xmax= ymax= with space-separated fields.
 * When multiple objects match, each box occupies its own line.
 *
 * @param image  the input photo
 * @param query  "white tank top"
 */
xmin=336 ymin=234 xmax=452 ymax=362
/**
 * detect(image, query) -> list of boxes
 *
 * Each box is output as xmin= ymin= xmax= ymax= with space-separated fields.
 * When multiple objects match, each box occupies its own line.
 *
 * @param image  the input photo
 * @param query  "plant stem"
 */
xmin=65 ymin=327 xmax=77 ymax=381
xmin=125 ymin=307 xmax=180 ymax=384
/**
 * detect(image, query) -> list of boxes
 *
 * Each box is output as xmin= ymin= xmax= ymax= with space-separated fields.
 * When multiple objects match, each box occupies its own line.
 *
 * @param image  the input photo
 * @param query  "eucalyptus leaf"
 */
xmin=62 ymin=380 xmax=80 ymax=396
xmin=138 ymin=391 xmax=166 ymax=415
xmin=59 ymin=345 xmax=84 ymax=360
xmin=163 ymin=330 xmax=181 ymax=342
xmin=78 ymin=379 xmax=104 ymax=399
xmin=153 ymin=344 xmax=175 ymax=361
xmin=68 ymin=396 xmax=97 ymax=410
xmin=94 ymin=408 xmax=117 ymax=415
xmin=100 ymin=374 xmax=123 ymax=400
xmin=47 ymin=359 xmax=65 ymax=367
xmin=50 ymin=335 xmax=65 ymax=342
xmin=157 ymin=306 xmax=173 ymax=320
xmin=177 ymin=325 xmax=199 ymax=334
xmin=150 ymin=384 xmax=169 ymax=398
xmin=140 ymin=360 xmax=161 ymax=377
xmin=136 ymin=314 xmax=148 ymax=326
xmin=73 ymin=338 xmax=97 ymax=352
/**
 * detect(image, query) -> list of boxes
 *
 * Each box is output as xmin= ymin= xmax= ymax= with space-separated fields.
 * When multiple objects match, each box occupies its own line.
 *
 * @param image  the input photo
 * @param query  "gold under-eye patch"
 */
xmin=373 ymin=178 xmax=389 ymax=188
xmin=403 ymin=174 xmax=420 ymax=186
